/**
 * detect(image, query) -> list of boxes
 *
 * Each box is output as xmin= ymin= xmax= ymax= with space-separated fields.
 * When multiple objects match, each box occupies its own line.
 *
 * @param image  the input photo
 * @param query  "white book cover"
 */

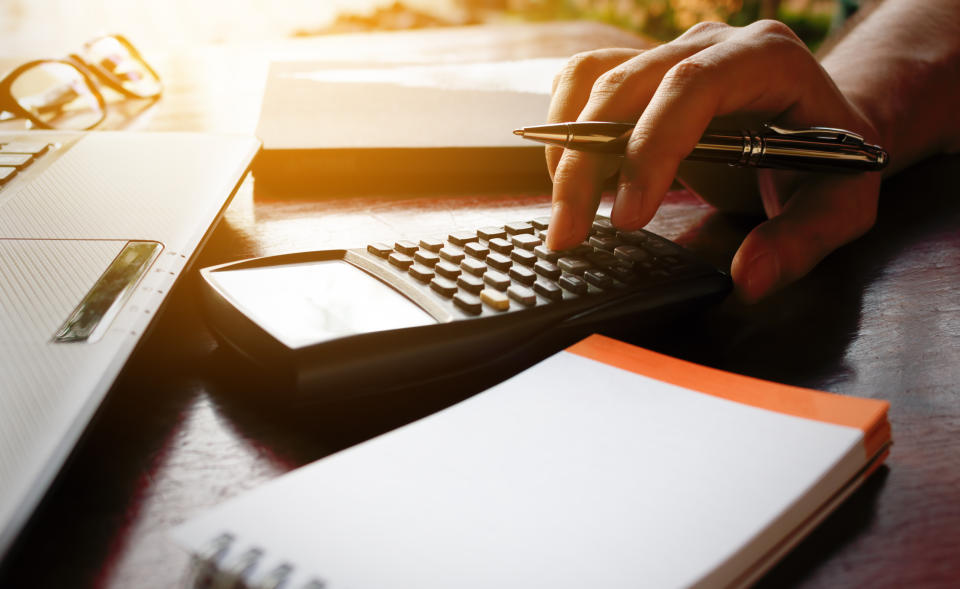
xmin=171 ymin=334 xmax=890 ymax=589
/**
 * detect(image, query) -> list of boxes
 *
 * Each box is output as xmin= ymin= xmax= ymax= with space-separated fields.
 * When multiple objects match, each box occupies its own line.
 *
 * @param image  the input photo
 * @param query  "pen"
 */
xmin=513 ymin=121 xmax=888 ymax=172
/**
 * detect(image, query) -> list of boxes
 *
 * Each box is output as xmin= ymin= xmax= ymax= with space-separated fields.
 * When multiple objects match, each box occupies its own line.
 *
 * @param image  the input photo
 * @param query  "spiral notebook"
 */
xmin=171 ymin=334 xmax=891 ymax=589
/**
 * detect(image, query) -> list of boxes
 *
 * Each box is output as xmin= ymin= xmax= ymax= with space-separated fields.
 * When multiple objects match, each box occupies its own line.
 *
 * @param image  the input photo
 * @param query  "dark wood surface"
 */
xmin=1 ymin=22 xmax=958 ymax=589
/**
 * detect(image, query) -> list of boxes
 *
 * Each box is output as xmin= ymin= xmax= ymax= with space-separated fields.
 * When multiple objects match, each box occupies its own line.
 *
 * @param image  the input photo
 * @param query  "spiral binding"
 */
xmin=186 ymin=532 xmax=327 ymax=589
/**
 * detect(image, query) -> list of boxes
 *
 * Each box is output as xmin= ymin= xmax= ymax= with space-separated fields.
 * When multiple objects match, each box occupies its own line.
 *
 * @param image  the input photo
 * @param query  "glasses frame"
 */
xmin=0 ymin=34 xmax=161 ymax=131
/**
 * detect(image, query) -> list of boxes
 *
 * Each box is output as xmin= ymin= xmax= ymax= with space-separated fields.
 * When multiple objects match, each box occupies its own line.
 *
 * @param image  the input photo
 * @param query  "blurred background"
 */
xmin=1 ymin=0 xmax=853 ymax=56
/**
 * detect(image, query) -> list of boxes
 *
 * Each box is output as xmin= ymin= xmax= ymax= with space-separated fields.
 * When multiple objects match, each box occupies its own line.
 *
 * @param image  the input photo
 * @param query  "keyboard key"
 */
xmin=589 ymin=235 xmax=620 ymax=252
xmin=486 ymin=252 xmax=512 ymax=272
xmin=509 ymin=265 xmax=536 ymax=286
xmin=505 ymin=221 xmax=535 ymax=235
xmin=643 ymin=238 xmax=682 ymax=256
xmin=448 ymin=231 xmax=479 ymax=246
xmin=559 ymin=274 xmax=588 ymax=294
xmin=478 ymin=226 xmax=507 ymax=241
xmin=591 ymin=217 xmax=615 ymax=235
xmin=435 ymin=260 xmax=461 ymax=279
xmin=457 ymin=273 xmax=484 ymax=294
xmin=0 ymin=166 xmax=16 ymax=185
xmin=533 ymin=260 xmax=560 ymax=280
xmin=533 ymin=245 xmax=559 ymax=263
xmin=430 ymin=277 xmax=457 ymax=297
xmin=530 ymin=216 xmax=550 ymax=230
xmin=584 ymin=269 xmax=614 ymax=289
xmin=419 ymin=237 xmax=443 ymax=252
xmin=461 ymin=257 xmax=487 ymax=276
xmin=481 ymin=288 xmax=510 ymax=311
xmin=507 ymin=284 xmax=537 ymax=306
xmin=613 ymin=245 xmax=649 ymax=265
xmin=0 ymin=154 xmax=32 ymax=168
xmin=0 ymin=142 xmax=48 ymax=155
xmin=439 ymin=246 xmax=465 ymax=263
xmin=534 ymin=278 xmax=563 ymax=301
xmin=511 ymin=233 xmax=541 ymax=250
xmin=483 ymin=270 xmax=510 ymax=291
xmin=617 ymin=229 xmax=649 ymax=245
xmin=558 ymin=257 xmax=591 ymax=276
xmin=408 ymin=264 xmax=435 ymax=282
xmin=488 ymin=237 xmax=513 ymax=254
xmin=414 ymin=250 xmax=440 ymax=267
xmin=394 ymin=240 xmax=418 ymax=255
xmin=609 ymin=265 xmax=640 ymax=284
xmin=586 ymin=251 xmax=619 ymax=270
xmin=367 ymin=242 xmax=393 ymax=258
xmin=388 ymin=252 xmax=414 ymax=269
xmin=453 ymin=292 xmax=482 ymax=315
xmin=464 ymin=241 xmax=489 ymax=259
xmin=510 ymin=248 xmax=536 ymax=266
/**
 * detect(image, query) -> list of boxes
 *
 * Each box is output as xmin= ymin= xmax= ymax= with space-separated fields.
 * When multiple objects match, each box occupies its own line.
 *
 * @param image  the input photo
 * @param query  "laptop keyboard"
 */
xmin=0 ymin=142 xmax=52 ymax=188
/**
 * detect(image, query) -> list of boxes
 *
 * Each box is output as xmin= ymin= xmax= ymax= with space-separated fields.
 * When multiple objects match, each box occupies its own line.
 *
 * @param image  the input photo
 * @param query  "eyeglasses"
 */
xmin=0 ymin=34 xmax=162 ymax=131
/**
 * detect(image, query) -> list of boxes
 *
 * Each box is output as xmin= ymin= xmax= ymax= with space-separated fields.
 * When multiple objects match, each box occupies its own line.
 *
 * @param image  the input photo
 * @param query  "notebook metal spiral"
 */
xmin=186 ymin=532 xmax=325 ymax=589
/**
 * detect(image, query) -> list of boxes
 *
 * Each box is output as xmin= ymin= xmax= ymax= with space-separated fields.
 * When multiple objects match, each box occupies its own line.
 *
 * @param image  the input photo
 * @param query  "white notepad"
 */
xmin=172 ymin=335 xmax=890 ymax=589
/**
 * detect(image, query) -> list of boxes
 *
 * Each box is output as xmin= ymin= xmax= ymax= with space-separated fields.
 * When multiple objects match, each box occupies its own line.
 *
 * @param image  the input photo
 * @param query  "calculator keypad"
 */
xmin=363 ymin=215 xmax=700 ymax=317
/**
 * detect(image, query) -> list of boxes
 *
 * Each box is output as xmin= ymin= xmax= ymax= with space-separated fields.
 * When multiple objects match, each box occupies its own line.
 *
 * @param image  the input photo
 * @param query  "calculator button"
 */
xmin=558 ymin=257 xmax=591 ymax=276
xmin=439 ymin=247 xmax=465 ymax=263
xmin=448 ymin=231 xmax=479 ymax=246
xmin=419 ymin=237 xmax=443 ymax=252
xmin=478 ymin=226 xmax=507 ymax=241
xmin=486 ymin=252 xmax=512 ymax=272
xmin=488 ymin=237 xmax=513 ymax=254
xmin=461 ymin=257 xmax=487 ymax=276
xmin=511 ymin=233 xmax=541 ymax=250
xmin=414 ymin=250 xmax=440 ymax=267
xmin=509 ymin=265 xmax=536 ymax=286
xmin=367 ymin=243 xmax=393 ymax=258
xmin=530 ymin=216 xmax=550 ymax=230
xmin=481 ymin=288 xmax=510 ymax=311
xmin=457 ymin=273 xmax=484 ymax=294
xmin=464 ymin=241 xmax=489 ymax=259
xmin=559 ymin=274 xmax=588 ymax=294
xmin=510 ymin=248 xmax=536 ymax=266
xmin=586 ymin=251 xmax=619 ymax=270
xmin=533 ymin=260 xmax=560 ymax=280
xmin=533 ymin=245 xmax=559 ymax=263
xmin=430 ymin=277 xmax=457 ymax=297
xmin=588 ymin=235 xmax=620 ymax=252
xmin=435 ymin=260 xmax=461 ymax=279
xmin=0 ymin=142 xmax=49 ymax=155
xmin=609 ymin=265 xmax=641 ymax=284
xmin=394 ymin=240 xmax=418 ymax=255
xmin=504 ymin=221 xmax=535 ymax=235
xmin=591 ymin=217 xmax=616 ymax=235
xmin=483 ymin=270 xmax=510 ymax=291
xmin=0 ymin=154 xmax=32 ymax=168
xmin=643 ymin=239 xmax=682 ymax=256
xmin=408 ymin=264 xmax=435 ymax=282
xmin=507 ymin=284 xmax=537 ymax=306
xmin=534 ymin=279 xmax=563 ymax=301
xmin=388 ymin=252 xmax=414 ymax=269
xmin=617 ymin=230 xmax=649 ymax=245
xmin=613 ymin=245 xmax=650 ymax=265
xmin=453 ymin=292 xmax=483 ymax=315
xmin=584 ymin=269 xmax=614 ymax=289
xmin=0 ymin=167 xmax=16 ymax=185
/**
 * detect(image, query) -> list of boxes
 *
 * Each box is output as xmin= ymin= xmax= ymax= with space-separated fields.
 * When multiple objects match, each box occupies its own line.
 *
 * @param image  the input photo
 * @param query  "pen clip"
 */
xmin=762 ymin=123 xmax=865 ymax=146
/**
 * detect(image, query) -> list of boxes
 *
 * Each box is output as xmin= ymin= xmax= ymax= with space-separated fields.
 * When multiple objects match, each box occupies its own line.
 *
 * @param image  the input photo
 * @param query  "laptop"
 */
xmin=0 ymin=129 xmax=259 ymax=560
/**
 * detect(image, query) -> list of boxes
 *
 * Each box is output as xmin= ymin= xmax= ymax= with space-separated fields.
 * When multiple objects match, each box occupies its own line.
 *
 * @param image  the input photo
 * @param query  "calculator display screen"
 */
xmin=208 ymin=260 xmax=435 ymax=349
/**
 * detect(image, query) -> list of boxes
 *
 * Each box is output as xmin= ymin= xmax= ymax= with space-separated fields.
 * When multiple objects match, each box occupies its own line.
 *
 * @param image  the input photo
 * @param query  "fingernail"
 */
xmin=612 ymin=182 xmax=644 ymax=228
xmin=742 ymin=251 xmax=781 ymax=302
xmin=547 ymin=201 xmax=573 ymax=249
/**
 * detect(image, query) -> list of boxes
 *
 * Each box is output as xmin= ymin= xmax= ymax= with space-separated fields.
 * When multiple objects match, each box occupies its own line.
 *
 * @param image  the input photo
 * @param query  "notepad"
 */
xmin=171 ymin=334 xmax=891 ymax=589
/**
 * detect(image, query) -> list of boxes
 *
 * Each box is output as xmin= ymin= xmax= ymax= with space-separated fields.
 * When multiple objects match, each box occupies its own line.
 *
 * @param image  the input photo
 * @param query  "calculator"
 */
xmin=200 ymin=215 xmax=731 ymax=398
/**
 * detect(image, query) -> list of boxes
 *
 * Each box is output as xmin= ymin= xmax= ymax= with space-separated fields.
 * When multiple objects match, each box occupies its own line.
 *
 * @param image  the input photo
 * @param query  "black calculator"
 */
xmin=200 ymin=215 xmax=731 ymax=398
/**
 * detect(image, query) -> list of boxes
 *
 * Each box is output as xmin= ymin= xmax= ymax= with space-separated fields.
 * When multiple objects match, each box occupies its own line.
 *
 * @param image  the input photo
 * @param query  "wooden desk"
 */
xmin=1 ymin=22 xmax=958 ymax=589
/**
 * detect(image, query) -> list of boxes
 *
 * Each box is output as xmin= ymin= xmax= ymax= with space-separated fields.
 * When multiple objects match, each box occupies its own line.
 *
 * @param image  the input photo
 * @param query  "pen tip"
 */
xmin=513 ymin=129 xmax=524 ymax=136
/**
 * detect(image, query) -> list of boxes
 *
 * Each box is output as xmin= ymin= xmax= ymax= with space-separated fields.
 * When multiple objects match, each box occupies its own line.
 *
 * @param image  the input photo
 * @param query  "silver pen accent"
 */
xmin=514 ymin=121 xmax=888 ymax=172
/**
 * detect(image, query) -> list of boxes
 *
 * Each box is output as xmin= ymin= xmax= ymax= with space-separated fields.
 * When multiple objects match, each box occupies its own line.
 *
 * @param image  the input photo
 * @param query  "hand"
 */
xmin=545 ymin=20 xmax=883 ymax=302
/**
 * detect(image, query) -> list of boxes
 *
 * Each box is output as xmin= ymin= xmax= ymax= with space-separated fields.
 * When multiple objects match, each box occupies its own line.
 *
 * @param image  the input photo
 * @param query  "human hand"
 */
xmin=545 ymin=20 xmax=883 ymax=302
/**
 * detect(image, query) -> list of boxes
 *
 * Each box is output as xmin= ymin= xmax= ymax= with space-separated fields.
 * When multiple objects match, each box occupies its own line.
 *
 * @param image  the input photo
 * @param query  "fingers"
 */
xmin=731 ymin=173 xmax=881 ymax=302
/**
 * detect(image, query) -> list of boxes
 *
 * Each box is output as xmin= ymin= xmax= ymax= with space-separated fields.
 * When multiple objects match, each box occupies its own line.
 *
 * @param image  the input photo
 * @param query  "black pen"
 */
xmin=514 ymin=121 xmax=888 ymax=172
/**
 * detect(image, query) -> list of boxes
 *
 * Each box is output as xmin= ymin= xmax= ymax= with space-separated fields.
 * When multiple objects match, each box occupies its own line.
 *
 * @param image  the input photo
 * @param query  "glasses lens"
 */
xmin=10 ymin=62 xmax=105 ymax=130
xmin=83 ymin=36 xmax=161 ymax=98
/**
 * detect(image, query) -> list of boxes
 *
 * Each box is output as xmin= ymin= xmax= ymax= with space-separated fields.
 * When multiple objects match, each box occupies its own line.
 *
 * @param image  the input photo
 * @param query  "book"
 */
xmin=171 ymin=334 xmax=891 ymax=588
xmin=252 ymin=58 xmax=564 ymax=193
